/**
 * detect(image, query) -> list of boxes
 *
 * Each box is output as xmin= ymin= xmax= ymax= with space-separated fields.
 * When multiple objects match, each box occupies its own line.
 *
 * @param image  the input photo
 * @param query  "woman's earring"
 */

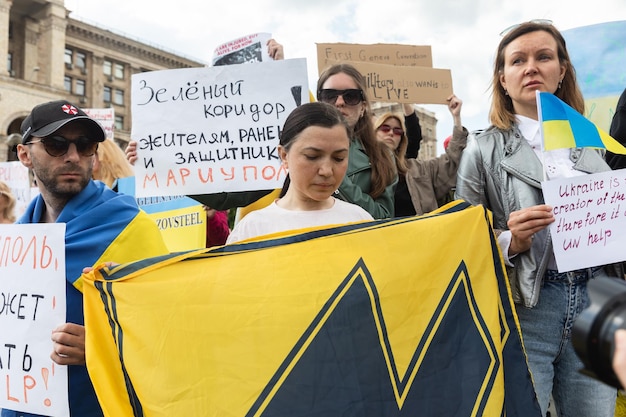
xmin=504 ymin=89 xmax=509 ymax=96
xmin=558 ymin=79 xmax=563 ymax=89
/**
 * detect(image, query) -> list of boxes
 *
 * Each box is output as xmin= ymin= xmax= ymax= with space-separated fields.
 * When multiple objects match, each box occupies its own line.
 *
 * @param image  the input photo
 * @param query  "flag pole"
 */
xmin=536 ymin=91 xmax=548 ymax=183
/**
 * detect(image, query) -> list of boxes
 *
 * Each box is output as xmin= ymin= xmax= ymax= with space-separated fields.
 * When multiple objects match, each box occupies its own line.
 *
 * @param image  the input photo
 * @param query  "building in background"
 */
xmin=0 ymin=0 xmax=204 ymax=162
xmin=1 ymin=0 xmax=439 ymax=163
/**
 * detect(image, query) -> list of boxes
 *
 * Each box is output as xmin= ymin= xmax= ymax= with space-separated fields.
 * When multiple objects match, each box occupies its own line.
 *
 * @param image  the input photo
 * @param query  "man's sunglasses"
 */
xmin=378 ymin=124 xmax=404 ymax=136
xmin=26 ymin=135 xmax=99 ymax=157
xmin=318 ymin=89 xmax=364 ymax=106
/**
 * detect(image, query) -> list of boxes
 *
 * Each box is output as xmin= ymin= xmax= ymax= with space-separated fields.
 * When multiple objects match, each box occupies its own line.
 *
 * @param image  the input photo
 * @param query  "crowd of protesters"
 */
xmin=4 ymin=24 xmax=626 ymax=417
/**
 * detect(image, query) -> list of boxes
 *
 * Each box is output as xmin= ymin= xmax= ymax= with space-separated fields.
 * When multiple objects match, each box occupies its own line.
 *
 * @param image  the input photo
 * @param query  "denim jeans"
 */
xmin=515 ymin=269 xmax=616 ymax=417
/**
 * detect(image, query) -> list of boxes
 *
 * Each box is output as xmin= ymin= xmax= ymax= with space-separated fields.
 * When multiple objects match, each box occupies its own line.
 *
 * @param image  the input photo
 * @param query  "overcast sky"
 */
xmin=64 ymin=0 xmax=626 ymax=155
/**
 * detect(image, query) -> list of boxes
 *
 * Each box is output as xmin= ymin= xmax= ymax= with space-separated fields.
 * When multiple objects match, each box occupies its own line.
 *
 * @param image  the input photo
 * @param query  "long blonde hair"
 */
xmin=93 ymin=139 xmax=134 ymax=188
xmin=373 ymin=112 xmax=408 ymax=176
xmin=0 ymin=181 xmax=16 ymax=223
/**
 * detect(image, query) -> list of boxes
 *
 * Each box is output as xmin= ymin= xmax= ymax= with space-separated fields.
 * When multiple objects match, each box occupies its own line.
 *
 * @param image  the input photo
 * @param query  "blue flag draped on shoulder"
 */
xmin=15 ymin=180 xmax=169 ymax=417
xmin=537 ymin=90 xmax=626 ymax=154
xmin=83 ymin=201 xmax=541 ymax=416
xmin=19 ymin=181 xmax=169 ymax=293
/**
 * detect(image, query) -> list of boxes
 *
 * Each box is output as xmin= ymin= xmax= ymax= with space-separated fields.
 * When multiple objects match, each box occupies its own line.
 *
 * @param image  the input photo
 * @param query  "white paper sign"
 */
xmin=0 ymin=223 xmax=68 ymax=416
xmin=83 ymin=108 xmax=115 ymax=141
xmin=0 ymin=162 xmax=32 ymax=219
xmin=541 ymin=169 xmax=626 ymax=272
xmin=211 ymin=32 xmax=272 ymax=66
xmin=131 ymin=58 xmax=309 ymax=198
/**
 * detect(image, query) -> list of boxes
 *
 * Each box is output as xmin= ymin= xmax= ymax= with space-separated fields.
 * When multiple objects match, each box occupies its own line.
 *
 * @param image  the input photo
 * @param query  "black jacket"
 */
xmin=606 ymin=88 xmax=626 ymax=170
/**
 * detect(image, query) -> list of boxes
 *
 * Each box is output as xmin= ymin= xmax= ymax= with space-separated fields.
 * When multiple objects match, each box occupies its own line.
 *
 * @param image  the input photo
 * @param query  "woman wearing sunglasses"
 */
xmin=454 ymin=21 xmax=621 ymax=416
xmin=316 ymin=63 xmax=397 ymax=219
xmin=374 ymin=95 xmax=466 ymax=217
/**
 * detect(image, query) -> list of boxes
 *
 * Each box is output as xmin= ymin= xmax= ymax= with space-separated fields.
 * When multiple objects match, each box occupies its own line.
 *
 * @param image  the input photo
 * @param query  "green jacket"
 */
xmin=335 ymin=138 xmax=396 ymax=219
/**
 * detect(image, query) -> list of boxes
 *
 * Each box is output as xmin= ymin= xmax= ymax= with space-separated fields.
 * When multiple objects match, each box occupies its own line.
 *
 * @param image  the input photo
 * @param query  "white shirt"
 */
xmin=226 ymin=198 xmax=374 ymax=244
xmin=499 ymin=116 xmax=586 ymax=267
xmin=517 ymin=115 xmax=584 ymax=180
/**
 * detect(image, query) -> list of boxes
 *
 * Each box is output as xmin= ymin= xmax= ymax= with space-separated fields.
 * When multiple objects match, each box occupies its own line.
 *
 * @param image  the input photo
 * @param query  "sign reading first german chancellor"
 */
xmin=131 ymin=58 xmax=309 ymax=198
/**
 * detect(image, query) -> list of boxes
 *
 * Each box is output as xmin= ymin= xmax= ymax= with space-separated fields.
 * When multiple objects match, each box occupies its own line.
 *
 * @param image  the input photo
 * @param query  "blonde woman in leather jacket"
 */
xmin=455 ymin=21 xmax=619 ymax=417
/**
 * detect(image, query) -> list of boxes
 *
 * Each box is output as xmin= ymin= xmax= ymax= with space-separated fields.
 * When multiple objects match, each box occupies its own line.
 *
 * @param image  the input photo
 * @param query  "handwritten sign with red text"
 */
xmin=542 ymin=169 xmax=626 ymax=272
xmin=131 ymin=58 xmax=309 ymax=198
xmin=0 ymin=224 xmax=67 ymax=416
xmin=0 ymin=162 xmax=31 ymax=219
xmin=83 ymin=108 xmax=114 ymax=140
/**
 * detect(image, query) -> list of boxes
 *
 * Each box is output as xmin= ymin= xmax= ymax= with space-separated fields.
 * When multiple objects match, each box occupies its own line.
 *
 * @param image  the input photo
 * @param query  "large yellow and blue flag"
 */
xmin=83 ymin=201 xmax=541 ymax=417
xmin=537 ymin=91 xmax=626 ymax=154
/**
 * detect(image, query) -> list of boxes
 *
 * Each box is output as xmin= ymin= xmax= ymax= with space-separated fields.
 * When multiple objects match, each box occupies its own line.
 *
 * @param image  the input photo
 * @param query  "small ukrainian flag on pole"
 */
xmin=537 ymin=90 xmax=626 ymax=154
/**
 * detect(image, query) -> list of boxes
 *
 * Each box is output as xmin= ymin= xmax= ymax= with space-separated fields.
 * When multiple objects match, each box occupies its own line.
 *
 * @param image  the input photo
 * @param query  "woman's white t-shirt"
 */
xmin=226 ymin=198 xmax=374 ymax=244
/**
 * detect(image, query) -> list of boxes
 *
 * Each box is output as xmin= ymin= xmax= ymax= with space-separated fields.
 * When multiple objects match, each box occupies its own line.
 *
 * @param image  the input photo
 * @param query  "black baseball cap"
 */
xmin=20 ymin=100 xmax=106 ymax=143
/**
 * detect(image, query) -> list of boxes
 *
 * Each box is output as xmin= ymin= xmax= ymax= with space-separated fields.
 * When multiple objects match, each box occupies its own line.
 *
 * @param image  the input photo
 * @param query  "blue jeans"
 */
xmin=515 ymin=269 xmax=616 ymax=417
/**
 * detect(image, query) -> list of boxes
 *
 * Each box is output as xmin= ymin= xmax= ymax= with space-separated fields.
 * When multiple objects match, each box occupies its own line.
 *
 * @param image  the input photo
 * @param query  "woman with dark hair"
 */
xmin=226 ymin=102 xmax=372 ymax=243
xmin=316 ymin=63 xmax=397 ymax=219
xmin=455 ymin=20 xmax=621 ymax=416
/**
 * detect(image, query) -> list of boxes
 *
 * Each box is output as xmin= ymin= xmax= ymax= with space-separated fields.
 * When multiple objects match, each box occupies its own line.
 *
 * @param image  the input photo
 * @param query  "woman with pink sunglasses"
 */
xmin=374 ymin=94 xmax=467 ymax=216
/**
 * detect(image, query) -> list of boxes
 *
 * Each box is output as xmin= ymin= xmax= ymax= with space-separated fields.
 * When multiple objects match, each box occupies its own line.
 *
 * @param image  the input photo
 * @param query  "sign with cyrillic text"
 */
xmin=0 ymin=223 xmax=68 ymax=416
xmin=131 ymin=58 xmax=309 ymax=198
xmin=542 ymin=169 xmax=626 ymax=272
xmin=83 ymin=108 xmax=115 ymax=140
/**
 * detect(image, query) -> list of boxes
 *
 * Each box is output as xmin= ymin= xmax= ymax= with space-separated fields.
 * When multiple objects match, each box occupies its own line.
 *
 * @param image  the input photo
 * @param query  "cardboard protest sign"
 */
xmin=316 ymin=42 xmax=433 ymax=74
xmin=324 ymin=59 xmax=452 ymax=104
xmin=542 ymin=169 xmax=626 ymax=272
xmin=0 ymin=161 xmax=32 ymax=219
xmin=131 ymin=58 xmax=309 ymax=198
xmin=0 ymin=223 xmax=68 ymax=416
xmin=83 ymin=108 xmax=115 ymax=140
xmin=212 ymin=32 xmax=272 ymax=66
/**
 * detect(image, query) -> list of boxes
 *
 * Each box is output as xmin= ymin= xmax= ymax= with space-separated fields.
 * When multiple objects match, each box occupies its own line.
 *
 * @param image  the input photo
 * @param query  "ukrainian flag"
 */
xmin=82 ymin=201 xmax=541 ymax=417
xmin=538 ymin=91 xmax=626 ymax=154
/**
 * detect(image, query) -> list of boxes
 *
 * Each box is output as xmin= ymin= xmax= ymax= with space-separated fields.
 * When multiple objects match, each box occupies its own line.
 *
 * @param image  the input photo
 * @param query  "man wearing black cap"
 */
xmin=3 ymin=101 xmax=169 ymax=417
xmin=19 ymin=100 xmax=106 ymax=222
